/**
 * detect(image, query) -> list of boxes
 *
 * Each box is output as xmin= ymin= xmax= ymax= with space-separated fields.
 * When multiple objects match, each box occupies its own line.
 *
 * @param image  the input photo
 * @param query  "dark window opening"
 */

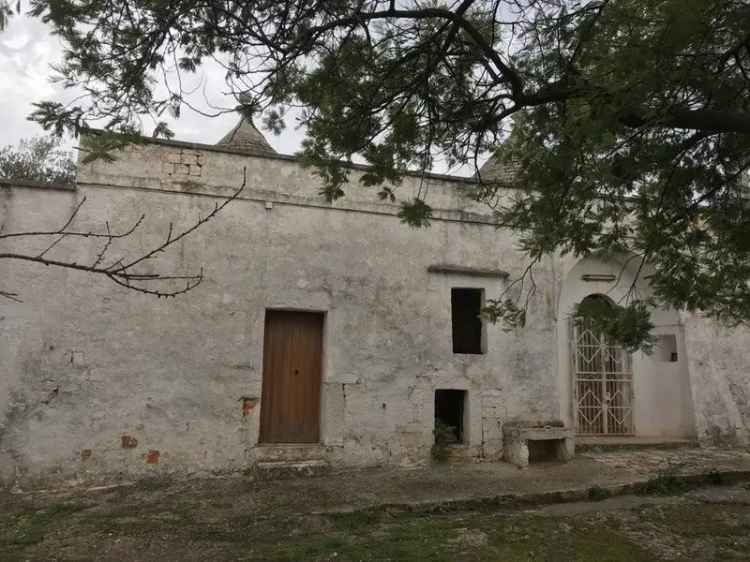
xmin=451 ymin=288 xmax=484 ymax=354
xmin=434 ymin=389 xmax=466 ymax=444
xmin=655 ymin=334 xmax=679 ymax=363
xmin=527 ymin=440 xmax=559 ymax=463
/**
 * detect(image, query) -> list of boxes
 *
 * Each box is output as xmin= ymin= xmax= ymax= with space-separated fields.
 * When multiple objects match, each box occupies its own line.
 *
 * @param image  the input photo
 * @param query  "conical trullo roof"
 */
xmin=216 ymin=117 xmax=277 ymax=156
xmin=477 ymin=154 xmax=519 ymax=185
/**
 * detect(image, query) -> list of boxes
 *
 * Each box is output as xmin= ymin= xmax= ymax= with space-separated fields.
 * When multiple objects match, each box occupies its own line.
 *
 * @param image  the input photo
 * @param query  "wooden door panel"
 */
xmin=260 ymin=311 xmax=323 ymax=443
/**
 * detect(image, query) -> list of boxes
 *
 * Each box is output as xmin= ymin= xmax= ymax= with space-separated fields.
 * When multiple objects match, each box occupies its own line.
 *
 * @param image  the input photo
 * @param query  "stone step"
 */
xmin=576 ymin=437 xmax=699 ymax=453
xmin=254 ymin=444 xmax=328 ymax=462
xmin=254 ymin=460 xmax=330 ymax=480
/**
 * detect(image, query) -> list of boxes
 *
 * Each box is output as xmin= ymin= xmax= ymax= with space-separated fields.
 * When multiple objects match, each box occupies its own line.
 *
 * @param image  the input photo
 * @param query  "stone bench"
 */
xmin=502 ymin=420 xmax=575 ymax=469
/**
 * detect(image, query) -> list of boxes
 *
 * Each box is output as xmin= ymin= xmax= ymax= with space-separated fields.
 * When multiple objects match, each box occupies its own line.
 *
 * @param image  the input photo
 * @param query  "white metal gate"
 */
xmin=571 ymin=317 xmax=634 ymax=435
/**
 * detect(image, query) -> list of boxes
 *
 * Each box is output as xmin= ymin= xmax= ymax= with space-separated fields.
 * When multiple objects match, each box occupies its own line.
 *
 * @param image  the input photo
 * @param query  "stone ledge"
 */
xmin=313 ymin=469 xmax=750 ymax=516
xmin=78 ymin=180 xmax=500 ymax=226
xmin=576 ymin=437 xmax=699 ymax=453
xmin=427 ymin=264 xmax=509 ymax=279
xmin=505 ymin=427 xmax=574 ymax=441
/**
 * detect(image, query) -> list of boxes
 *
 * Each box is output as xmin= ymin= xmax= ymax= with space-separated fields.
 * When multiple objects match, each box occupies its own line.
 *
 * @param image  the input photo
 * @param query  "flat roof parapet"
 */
xmin=0 ymin=177 xmax=76 ymax=192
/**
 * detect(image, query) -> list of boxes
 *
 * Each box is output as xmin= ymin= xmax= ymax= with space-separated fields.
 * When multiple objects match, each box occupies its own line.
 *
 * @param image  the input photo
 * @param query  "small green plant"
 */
xmin=639 ymin=472 xmax=689 ymax=496
xmin=432 ymin=420 xmax=457 ymax=463
xmin=705 ymin=470 xmax=726 ymax=486
xmin=5 ymin=503 xmax=87 ymax=546
xmin=587 ymin=485 xmax=611 ymax=501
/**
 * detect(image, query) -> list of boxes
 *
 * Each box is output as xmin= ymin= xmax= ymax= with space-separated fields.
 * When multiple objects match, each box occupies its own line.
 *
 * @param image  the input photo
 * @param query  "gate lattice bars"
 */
xmin=571 ymin=317 xmax=634 ymax=435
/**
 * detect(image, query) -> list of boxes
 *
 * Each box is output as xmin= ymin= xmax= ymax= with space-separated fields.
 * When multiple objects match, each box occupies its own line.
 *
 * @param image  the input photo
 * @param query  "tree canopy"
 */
xmin=8 ymin=0 xmax=750 ymax=346
xmin=0 ymin=136 xmax=76 ymax=185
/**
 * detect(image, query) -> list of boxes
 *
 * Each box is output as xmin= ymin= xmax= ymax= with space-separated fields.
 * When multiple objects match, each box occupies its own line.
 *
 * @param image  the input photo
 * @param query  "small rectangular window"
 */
xmin=451 ymin=288 xmax=484 ymax=354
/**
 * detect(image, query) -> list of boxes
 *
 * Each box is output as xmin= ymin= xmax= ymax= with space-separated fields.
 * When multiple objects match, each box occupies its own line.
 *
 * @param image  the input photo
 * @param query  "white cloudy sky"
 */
xmin=0 ymin=12 xmax=305 ymax=155
xmin=0 ymin=11 xmax=476 ymax=175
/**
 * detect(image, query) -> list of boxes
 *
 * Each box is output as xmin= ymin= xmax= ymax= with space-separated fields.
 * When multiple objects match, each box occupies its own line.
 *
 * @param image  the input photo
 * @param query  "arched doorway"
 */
xmin=558 ymin=254 xmax=696 ymax=439
xmin=571 ymin=294 xmax=634 ymax=435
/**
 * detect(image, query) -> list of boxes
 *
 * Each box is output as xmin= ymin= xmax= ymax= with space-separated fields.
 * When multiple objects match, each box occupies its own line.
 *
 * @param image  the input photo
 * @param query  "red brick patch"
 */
xmin=145 ymin=450 xmax=160 ymax=464
xmin=241 ymin=397 xmax=259 ymax=417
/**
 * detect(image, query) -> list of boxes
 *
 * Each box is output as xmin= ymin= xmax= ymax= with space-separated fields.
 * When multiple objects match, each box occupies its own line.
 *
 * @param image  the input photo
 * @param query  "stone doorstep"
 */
xmin=576 ymin=437 xmax=700 ymax=453
xmin=253 ymin=444 xmax=329 ymax=463
xmin=254 ymin=460 xmax=330 ymax=480
xmin=445 ymin=444 xmax=482 ymax=461
xmin=311 ymin=468 xmax=750 ymax=517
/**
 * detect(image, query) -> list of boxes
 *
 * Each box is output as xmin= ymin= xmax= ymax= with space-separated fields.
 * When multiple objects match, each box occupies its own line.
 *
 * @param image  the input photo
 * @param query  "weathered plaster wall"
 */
xmin=682 ymin=315 xmax=750 ymax=445
xmin=4 ymin=137 xmax=748 ymax=487
xmin=0 ymin=140 xmax=559 ymax=487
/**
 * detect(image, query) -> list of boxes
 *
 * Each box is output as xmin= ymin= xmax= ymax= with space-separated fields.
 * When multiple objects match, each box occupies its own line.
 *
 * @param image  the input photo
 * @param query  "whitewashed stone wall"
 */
xmin=0 ymin=139 xmax=559 ymax=487
xmin=682 ymin=316 xmax=750 ymax=445
xmin=1 ymin=136 xmax=749 ymax=488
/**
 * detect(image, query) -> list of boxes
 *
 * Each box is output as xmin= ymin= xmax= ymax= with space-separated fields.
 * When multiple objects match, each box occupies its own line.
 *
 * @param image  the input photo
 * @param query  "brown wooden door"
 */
xmin=260 ymin=310 xmax=324 ymax=443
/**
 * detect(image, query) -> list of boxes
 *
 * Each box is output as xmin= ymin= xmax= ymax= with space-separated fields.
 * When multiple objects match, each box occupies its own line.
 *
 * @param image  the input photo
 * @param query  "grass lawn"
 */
xmin=2 ymin=482 xmax=750 ymax=561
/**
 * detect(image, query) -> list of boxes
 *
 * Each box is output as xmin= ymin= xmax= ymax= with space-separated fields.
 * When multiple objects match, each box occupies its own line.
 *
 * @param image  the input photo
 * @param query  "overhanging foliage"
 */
xmin=7 ymin=0 xmax=750 ymax=347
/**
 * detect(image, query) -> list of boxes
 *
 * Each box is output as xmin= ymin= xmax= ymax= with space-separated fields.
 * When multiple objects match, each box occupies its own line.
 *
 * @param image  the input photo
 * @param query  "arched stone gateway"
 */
xmin=557 ymin=255 xmax=697 ymax=440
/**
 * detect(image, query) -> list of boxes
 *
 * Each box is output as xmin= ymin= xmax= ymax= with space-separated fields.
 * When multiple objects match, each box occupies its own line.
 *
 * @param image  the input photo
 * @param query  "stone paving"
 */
xmin=6 ymin=446 xmax=750 ymax=515
xmin=580 ymin=446 xmax=750 ymax=478
xmin=305 ymin=446 xmax=750 ymax=513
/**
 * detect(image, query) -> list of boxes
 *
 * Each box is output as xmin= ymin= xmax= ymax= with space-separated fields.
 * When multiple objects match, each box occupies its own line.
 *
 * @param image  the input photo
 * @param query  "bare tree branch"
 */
xmin=1 ymin=168 xmax=247 ymax=301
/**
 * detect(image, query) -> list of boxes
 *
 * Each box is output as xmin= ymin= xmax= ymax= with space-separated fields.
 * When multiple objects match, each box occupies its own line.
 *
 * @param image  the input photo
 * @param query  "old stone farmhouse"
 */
xmin=1 ymin=118 xmax=749 ymax=486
